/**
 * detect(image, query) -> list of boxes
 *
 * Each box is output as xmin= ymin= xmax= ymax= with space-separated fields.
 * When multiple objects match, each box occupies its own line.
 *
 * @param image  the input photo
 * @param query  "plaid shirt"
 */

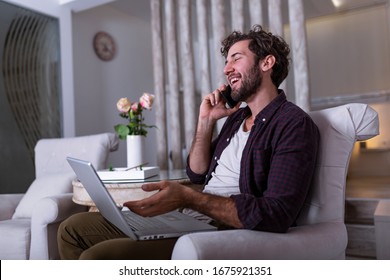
xmin=187 ymin=91 xmax=319 ymax=233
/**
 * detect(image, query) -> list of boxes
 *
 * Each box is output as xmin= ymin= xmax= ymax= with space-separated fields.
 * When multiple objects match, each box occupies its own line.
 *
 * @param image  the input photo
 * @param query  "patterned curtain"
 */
xmin=150 ymin=0 xmax=309 ymax=170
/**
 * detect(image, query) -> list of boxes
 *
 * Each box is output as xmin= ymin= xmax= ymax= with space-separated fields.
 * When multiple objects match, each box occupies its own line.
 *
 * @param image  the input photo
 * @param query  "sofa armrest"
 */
xmin=0 ymin=194 xmax=24 ymax=220
xmin=29 ymin=193 xmax=88 ymax=259
xmin=171 ymin=222 xmax=348 ymax=260
xmin=31 ymin=193 xmax=87 ymax=226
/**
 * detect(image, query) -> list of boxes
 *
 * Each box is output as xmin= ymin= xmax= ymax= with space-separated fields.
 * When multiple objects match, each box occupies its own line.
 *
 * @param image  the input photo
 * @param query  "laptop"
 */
xmin=67 ymin=157 xmax=216 ymax=240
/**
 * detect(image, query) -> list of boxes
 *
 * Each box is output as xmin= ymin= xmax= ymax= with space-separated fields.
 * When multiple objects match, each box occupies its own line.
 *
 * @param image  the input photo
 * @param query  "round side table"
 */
xmin=72 ymin=169 xmax=202 ymax=211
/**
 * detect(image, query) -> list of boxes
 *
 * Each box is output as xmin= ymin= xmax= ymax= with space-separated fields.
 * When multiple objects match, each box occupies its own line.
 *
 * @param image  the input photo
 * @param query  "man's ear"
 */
xmin=260 ymin=55 xmax=276 ymax=71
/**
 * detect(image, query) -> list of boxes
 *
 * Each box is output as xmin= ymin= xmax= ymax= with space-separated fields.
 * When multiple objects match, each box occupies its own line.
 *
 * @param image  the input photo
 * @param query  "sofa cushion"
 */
xmin=0 ymin=194 xmax=24 ymax=220
xmin=12 ymin=172 xmax=75 ymax=219
xmin=0 ymin=219 xmax=31 ymax=259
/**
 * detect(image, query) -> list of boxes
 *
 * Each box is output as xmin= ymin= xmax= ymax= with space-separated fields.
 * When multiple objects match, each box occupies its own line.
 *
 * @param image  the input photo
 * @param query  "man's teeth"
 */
xmin=230 ymin=78 xmax=239 ymax=84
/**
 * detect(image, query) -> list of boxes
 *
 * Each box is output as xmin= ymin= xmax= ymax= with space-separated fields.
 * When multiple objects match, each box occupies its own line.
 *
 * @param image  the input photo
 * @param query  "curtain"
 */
xmin=150 ymin=0 xmax=309 ymax=170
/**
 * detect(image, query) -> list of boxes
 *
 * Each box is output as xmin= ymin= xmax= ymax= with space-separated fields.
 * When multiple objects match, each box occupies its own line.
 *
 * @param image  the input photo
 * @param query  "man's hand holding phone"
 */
xmin=199 ymin=85 xmax=240 ymax=122
xmin=220 ymin=85 xmax=239 ymax=108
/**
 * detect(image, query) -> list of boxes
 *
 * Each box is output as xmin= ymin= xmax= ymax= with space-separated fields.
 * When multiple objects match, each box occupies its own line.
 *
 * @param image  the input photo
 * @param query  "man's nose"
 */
xmin=223 ymin=62 xmax=233 ymax=76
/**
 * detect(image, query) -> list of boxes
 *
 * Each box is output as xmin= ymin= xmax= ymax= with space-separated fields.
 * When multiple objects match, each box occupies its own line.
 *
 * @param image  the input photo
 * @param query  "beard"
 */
xmin=232 ymin=63 xmax=262 ymax=102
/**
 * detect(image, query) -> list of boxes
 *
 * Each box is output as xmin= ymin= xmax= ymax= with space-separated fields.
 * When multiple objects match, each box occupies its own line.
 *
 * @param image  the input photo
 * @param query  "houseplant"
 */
xmin=114 ymin=92 xmax=155 ymax=167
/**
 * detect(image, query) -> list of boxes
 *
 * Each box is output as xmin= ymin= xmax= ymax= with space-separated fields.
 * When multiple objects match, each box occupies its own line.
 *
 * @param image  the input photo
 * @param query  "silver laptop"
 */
xmin=67 ymin=157 xmax=216 ymax=240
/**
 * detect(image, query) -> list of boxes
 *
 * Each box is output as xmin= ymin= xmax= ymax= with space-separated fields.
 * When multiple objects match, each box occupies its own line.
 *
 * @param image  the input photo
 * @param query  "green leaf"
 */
xmin=114 ymin=124 xmax=130 ymax=140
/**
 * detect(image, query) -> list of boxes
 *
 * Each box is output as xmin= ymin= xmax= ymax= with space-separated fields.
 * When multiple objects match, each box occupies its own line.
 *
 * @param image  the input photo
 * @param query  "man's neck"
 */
xmin=243 ymin=116 xmax=255 ymax=132
xmin=246 ymin=86 xmax=279 ymax=118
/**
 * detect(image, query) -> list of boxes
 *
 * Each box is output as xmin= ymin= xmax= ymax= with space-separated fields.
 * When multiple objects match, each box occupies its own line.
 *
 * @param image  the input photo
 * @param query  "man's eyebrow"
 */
xmin=225 ymin=52 xmax=242 ymax=64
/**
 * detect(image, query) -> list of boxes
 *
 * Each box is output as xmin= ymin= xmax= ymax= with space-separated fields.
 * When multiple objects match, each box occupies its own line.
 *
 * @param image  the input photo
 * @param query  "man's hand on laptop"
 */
xmin=123 ymin=180 xmax=243 ymax=229
xmin=123 ymin=181 xmax=194 ymax=217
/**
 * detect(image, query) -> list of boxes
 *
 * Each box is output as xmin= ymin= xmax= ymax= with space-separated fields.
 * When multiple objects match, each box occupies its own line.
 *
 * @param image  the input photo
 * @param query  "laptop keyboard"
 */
xmin=123 ymin=212 xmax=167 ymax=231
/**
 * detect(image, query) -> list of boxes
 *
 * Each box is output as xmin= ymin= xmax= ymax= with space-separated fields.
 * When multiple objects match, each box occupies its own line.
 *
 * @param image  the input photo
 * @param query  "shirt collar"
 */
xmin=238 ymin=90 xmax=287 ymax=124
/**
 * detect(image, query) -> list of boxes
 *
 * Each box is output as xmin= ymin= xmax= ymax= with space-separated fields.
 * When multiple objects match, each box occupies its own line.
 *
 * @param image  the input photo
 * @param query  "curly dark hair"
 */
xmin=221 ymin=25 xmax=290 ymax=88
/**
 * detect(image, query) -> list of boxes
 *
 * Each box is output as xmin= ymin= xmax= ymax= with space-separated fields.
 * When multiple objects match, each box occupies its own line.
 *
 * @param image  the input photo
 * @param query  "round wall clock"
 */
xmin=93 ymin=31 xmax=116 ymax=61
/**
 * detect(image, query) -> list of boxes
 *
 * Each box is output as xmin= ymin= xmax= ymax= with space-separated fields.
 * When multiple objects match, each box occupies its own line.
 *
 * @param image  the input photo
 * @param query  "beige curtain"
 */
xmin=150 ymin=0 xmax=310 ymax=169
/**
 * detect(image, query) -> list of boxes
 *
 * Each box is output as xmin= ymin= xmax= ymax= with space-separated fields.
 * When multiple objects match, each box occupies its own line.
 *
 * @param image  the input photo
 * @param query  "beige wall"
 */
xmin=72 ymin=2 xmax=156 ymax=168
xmin=285 ymin=4 xmax=390 ymax=103
xmin=287 ymin=4 xmax=390 ymax=178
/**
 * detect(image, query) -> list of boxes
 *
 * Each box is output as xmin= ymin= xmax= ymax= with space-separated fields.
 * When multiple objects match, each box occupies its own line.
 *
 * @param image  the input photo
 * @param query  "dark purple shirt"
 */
xmin=187 ymin=91 xmax=319 ymax=233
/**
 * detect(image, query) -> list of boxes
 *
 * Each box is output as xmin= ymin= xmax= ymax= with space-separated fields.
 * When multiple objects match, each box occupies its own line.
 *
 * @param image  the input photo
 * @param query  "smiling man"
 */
xmin=58 ymin=25 xmax=320 ymax=259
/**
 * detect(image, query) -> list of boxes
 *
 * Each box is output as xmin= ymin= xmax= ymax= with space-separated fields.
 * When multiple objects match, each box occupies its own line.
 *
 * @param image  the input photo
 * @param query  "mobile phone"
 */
xmin=220 ymin=85 xmax=238 ymax=108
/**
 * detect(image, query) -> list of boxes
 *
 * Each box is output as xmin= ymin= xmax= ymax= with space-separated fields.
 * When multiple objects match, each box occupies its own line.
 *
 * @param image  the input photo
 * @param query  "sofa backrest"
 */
xmin=34 ymin=133 xmax=119 ymax=178
xmin=297 ymin=103 xmax=379 ymax=226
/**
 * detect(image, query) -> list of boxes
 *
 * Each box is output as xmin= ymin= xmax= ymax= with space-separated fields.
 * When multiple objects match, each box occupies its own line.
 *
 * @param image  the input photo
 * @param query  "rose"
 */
xmin=131 ymin=102 xmax=140 ymax=114
xmin=139 ymin=93 xmax=155 ymax=110
xmin=116 ymin=97 xmax=131 ymax=113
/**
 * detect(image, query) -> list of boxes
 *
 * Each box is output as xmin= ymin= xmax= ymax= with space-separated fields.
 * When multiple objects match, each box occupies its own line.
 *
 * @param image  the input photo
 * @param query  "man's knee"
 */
xmin=79 ymin=247 xmax=105 ymax=260
xmin=58 ymin=212 xmax=91 ymax=237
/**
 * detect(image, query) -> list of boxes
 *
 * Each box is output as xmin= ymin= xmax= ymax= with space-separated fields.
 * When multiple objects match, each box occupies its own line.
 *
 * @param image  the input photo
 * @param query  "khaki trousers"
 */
xmin=57 ymin=212 xmax=178 ymax=260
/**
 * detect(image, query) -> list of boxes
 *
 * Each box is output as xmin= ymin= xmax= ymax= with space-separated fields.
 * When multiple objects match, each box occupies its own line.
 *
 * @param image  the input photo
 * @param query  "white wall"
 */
xmin=72 ymin=1 xmax=156 ymax=168
xmin=285 ymin=4 xmax=390 ymax=101
xmin=285 ymin=4 xmax=390 ymax=177
xmin=3 ymin=0 xmax=61 ymax=16
xmin=307 ymin=5 xmax=390 ymax=99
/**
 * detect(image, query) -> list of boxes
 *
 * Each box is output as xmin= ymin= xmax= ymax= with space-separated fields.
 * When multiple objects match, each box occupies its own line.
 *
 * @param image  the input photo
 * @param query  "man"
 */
xmin=57 ymin=25 xmax=319 ymax=259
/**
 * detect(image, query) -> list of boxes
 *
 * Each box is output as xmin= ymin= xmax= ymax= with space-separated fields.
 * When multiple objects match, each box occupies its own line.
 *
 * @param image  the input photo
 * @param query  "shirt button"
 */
xmin=226 ymin=138 xmax=230 ymax=142
xmin=214 ymin=156 xmax=218 ymax=160
xmin=262 ymin=118 xmax=266 ymax=122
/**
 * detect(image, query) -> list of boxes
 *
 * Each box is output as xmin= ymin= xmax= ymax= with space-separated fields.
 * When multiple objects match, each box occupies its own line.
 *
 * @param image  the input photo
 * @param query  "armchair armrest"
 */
xmin=31 ymin=193 xmax=87 ymax=225
xmin=0 ymin=194 xmax=24 ymax=220
xmin=30 ymin=193 xmax=88 ymax=259
xmin=172 ymin=222 xmax=348 ymax=260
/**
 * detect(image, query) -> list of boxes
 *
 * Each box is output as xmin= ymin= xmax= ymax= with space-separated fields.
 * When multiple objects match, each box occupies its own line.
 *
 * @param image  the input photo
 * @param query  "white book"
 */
xmin=97 ymin=166 xmax=160 ymax=181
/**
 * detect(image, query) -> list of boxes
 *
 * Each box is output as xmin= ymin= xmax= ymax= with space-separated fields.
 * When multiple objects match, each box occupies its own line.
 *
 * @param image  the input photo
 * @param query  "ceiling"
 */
xmin=107 ymin=0 xmax=388 ymax=23
xmin=303 ymin=0 xmax=387 ymax=19
xmin=67 ymin=0 xmax=389 ymax=23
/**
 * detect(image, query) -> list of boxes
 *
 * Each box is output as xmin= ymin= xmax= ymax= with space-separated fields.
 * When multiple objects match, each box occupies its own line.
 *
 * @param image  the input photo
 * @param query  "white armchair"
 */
xmin=172 ymin=103 xmax=379 ymax=260
xmin=0 ymin=133 xmax=119 ymax=260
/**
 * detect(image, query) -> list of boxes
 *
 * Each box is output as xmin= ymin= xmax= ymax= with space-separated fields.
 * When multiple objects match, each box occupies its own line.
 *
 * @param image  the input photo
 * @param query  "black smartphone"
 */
xmin=220 ymin=85 xmax=238 ymax=108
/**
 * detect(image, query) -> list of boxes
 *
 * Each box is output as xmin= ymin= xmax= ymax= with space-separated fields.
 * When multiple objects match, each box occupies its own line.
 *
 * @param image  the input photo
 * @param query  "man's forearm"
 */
xmin=186 ymin=189 xmax=243 ymax=229
xmin=188 ymin=118 xmax=215 ymax=174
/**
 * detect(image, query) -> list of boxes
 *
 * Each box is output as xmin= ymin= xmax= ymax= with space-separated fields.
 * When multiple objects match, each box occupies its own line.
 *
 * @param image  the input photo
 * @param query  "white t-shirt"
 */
xmin=203 ymin=120 xmax=250 ymax=196
xmin=183 ymin=120 xmax=249 ymax=222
